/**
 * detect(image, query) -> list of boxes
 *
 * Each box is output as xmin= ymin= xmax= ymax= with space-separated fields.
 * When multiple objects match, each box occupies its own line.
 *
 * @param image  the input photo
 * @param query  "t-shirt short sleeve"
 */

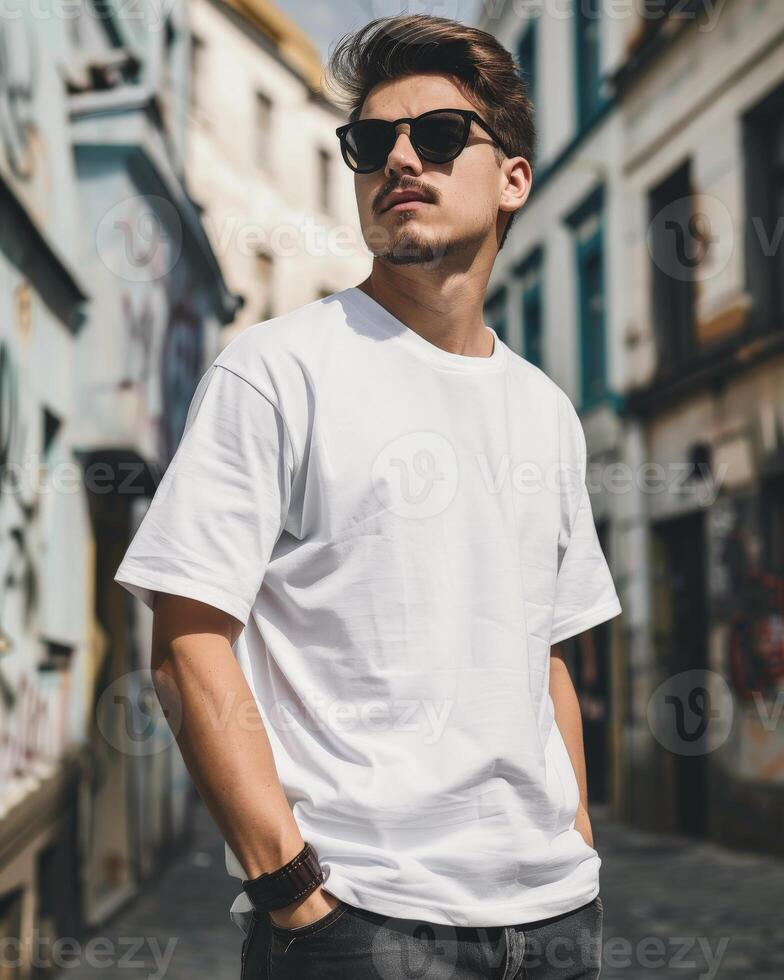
xmin=114 ymin=362 xmax=294 ymax=628
xmin=550 ymin=397 xmax=622 ymax=646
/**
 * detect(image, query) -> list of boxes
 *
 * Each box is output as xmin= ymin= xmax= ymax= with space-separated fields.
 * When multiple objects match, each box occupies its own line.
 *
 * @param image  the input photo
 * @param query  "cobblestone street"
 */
xmin=53 ymin=799 xmax=783 ymax=979
xmin=592 ymin=807 xmax=783 ymax=979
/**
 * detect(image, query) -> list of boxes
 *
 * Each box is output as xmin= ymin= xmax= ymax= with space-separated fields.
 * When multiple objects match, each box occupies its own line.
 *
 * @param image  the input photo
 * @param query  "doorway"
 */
xmin=652 ymin=511 xmax=709 ymax=836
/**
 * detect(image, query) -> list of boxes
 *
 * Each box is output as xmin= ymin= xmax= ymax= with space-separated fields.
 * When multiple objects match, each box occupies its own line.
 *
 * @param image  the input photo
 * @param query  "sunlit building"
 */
xmin=480 ymin=0 xmax=784 ymax=857
xmin=186 ymin=0 xmax=371 ymax=345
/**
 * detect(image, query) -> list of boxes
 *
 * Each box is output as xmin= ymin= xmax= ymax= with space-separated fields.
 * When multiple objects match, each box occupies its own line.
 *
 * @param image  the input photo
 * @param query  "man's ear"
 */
xmin=500 ymin=154 xmax=532 ymax=215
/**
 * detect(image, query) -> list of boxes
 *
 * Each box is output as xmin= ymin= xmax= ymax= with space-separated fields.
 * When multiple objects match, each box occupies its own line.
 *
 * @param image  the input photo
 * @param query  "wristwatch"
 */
xmin=241 ymin=842 xmax=325 ymax=912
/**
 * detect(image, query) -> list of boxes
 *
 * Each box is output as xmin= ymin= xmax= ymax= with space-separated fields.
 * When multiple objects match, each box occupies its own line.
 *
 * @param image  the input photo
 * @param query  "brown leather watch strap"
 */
xmin=241 ymin=842 xmax=325 ymax=912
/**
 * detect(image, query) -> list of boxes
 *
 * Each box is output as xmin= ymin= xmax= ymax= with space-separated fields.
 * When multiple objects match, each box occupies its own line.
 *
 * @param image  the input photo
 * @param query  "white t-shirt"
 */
xmin=114 ymin=285 xmax=622 ymax=935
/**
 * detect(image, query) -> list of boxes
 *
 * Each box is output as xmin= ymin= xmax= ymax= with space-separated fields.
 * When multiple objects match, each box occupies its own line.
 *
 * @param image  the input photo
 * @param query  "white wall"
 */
xmin=187 ymin=0 xmax=370 ymax=342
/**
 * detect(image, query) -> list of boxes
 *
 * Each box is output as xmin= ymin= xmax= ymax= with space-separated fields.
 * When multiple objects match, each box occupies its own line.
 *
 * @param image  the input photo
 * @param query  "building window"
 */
xmin=518 ymin=248 xmax=544 ymax=369
xmin=566 ymin=186 xmax=607 ymax=408
xmin=318 ymin=148 xmax=332 ymax=213
xmin=255 ymin=250 xmax=274 ymax=322
xmin=255 ymin=91 xmax=273 ymax=170
xmin=744 ymin=83 xmax=784 ymax=327
xmin=517 ymin=21 xmax=537 ymax=119
xmin=648 ymin=160 xmax=695 ymax=371
xmin=484 ymin=287 xmax=508 ymax=344
xmin=575 ymin=0 xmax=603 ymax=129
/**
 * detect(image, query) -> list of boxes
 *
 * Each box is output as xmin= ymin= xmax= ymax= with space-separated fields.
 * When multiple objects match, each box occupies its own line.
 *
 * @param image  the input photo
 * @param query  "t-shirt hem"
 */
xmin=549 ymin=596 xmax=622 ymax=646
xmin=320 ymin=872 xmax=601 ymax=928
xmin=114 ymin=563 xmax=251 ymax=626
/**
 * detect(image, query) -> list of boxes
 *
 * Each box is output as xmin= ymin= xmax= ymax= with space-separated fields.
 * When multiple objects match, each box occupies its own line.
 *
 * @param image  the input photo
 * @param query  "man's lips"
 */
xmin=380 ymin=192 xmax=432 ymax=213
xmin=386 ymin=200 xmax=430 ymax=212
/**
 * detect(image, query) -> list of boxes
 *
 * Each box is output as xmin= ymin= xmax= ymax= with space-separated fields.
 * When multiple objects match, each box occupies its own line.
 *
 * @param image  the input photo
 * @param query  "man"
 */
xmin=115 ymin=14 xmax=621 ymax=979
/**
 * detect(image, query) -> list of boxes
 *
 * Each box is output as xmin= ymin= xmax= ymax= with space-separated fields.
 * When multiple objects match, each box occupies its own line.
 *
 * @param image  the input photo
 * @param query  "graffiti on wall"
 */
xmin=728 ymin=570 xmax=784 ymax=702
xmin=0 ymin=341 xmax=62 ymax=789
xmin=161 ymin=298 xmax=202 ymax=461
xmin=0 ymin=341 xmax=38 ymax=663
xmin=0 ymin=17 xmax=39 ymax=180
xmin=737 ymin=708 xmax=784 ymax=784
xmin=119 ymin=285 xmax=204 ymax=466
xmin=118 ymin=291 xmax=155 ymax=392
xmin=709 ymin=497 xmax=784 ymax=701
xmin=109 ymin=194 xmax=204 ymax=466
xmin=0 ymin=671 xmax=64 ymax=787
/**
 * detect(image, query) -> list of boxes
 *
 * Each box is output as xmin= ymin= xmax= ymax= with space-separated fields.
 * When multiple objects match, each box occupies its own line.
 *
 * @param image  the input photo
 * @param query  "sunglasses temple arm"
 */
xmin=474 ymin=116 xmax=511 ymax=158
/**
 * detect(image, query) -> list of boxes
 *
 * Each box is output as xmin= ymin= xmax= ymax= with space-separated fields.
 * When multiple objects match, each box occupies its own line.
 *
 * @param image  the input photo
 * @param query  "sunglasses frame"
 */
xmin=335 ymin=108 xmax=511 ymax=174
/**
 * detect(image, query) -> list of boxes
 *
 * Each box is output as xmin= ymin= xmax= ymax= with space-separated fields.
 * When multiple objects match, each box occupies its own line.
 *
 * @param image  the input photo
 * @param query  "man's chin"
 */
xmin=372 ymin=233 xmax=450 ymax=267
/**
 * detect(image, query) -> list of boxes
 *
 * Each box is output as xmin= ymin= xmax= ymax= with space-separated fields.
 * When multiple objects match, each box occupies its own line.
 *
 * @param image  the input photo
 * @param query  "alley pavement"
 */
xmin=53 ymin=799 xmax=783 ymax=979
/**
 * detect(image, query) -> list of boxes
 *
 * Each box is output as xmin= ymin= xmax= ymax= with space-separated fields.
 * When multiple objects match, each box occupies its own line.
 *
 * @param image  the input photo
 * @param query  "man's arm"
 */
xmin=150 ymin=592 xmax=340 ymax=927
xmin=549 ymin=642 xmax=594 ymax=848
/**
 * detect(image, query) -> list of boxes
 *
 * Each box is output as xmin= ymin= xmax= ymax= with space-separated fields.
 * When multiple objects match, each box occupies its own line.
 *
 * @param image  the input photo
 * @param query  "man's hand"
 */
xmin=574 ymin=801 xmax=594 ymax=849
xmin=268 ymin=886 xmax=343 ymax=929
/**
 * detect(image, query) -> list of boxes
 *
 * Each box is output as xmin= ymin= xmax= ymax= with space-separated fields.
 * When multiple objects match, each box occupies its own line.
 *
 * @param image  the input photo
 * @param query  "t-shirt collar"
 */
xmin=342 ymin=286 xmax=508 ymax=374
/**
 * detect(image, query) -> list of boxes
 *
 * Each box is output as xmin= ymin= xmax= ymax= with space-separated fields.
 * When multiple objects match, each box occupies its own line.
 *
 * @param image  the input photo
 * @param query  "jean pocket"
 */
xmin=240 ymin=915 xmax=259 ymax=980
xmin=269 ymin=900 xmax=349 ymax=941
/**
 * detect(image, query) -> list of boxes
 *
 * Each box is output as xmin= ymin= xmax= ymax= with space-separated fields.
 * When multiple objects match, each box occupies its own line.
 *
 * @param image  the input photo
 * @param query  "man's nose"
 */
xmin=384 ymin=123 xmax=422 ymax=176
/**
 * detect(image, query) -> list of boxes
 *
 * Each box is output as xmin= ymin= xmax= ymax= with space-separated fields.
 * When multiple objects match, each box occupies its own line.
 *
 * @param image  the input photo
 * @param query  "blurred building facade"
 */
xmin=618 ymin=0 xmax=784 ymax=853
xmin=0 ymin=0 xmax=370 ymax=968
xmin=479 ymin=0 xmax=632 ymax=819
xmin=186 ymin=0 xmax=370 ymax=345
xmin=0 ymin=0 xmax=237 ymax=971
xmin=481 ymin=0 xmax=784 ymax=856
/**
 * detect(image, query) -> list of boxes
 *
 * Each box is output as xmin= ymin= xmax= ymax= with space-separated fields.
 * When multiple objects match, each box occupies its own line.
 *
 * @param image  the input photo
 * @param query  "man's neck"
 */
xmin=356 ymin=270 xmax=495 ymax=358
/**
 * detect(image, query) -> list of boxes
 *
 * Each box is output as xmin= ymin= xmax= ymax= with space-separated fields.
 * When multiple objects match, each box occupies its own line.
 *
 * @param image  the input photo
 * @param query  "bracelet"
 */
xmin=241 ymin=841 xmax=325 ymax=912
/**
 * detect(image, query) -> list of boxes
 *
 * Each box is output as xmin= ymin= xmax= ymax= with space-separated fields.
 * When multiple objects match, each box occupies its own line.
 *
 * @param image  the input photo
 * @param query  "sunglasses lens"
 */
xmin=343 ymin=119 xmax=392 ymax=172
xmin=412 ymin=112 xmax=467 ymax=162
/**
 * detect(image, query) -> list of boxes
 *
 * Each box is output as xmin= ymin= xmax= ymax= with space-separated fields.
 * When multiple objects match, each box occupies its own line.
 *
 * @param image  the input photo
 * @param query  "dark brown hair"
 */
xmin=325 ymin=14 xmax=536 ymax=250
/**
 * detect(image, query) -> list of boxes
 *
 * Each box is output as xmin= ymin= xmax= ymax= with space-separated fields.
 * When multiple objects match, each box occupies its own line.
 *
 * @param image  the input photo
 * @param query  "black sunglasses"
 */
xmin=335 ymin=108 xmax=510 ymax=174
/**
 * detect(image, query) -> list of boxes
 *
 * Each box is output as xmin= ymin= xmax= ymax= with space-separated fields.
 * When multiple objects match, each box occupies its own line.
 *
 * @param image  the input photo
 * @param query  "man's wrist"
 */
xmin=242 ymin=834 xmax=306 ymax=882
xmin=242 ymin=840 xmax=325 ymax=912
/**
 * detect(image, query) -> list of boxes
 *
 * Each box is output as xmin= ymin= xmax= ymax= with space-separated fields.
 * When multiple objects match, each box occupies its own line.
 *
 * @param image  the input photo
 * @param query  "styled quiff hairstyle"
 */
xmin=325 ymin=14 xmax=536 ymax=251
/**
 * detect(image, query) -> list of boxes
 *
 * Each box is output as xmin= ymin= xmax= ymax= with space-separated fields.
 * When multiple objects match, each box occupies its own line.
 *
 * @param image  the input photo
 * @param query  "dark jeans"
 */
xmin=240 ymin=893 xmax=604 ymax=979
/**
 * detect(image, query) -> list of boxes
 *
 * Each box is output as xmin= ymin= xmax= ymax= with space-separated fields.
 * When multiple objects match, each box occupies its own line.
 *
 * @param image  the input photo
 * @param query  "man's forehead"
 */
xmin=360 ymin=75 xmax=474 ymax=120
